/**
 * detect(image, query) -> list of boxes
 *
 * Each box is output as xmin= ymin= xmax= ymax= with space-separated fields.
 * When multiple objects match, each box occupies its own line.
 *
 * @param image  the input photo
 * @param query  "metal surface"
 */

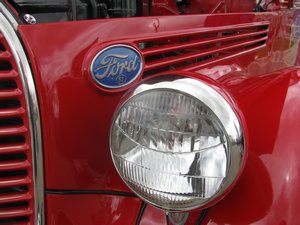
xmin=0 ymin=3 xmax=44 ymax=225
xmin=23 ymin=14 xmax=36 ymax=24
xmin=110 ymin=76 xmax=246 ymax=211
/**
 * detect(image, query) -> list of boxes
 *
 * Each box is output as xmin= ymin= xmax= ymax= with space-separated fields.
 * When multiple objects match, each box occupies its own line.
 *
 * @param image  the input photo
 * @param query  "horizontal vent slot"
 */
xmin=0 ymin=81 xmax=17 ymax=90
xmin=0 ymin=100 xmax=20 ymax=109
xmin=0 ymin=43 xmax=5 ymax=52
xmin=0 ymin=186 xmax=28 ymax=195
xmin=0 ymin=136 xmax=25 ymax=145
xmin=0 ymin=171 xmax=28 ymax=179
xmin=0 ymin=62 xmax=12 ymax=71
xmin=0 ymin=153 xmax=26 ymax=162
xmin=0 ymin=118 xmax=23 ymax=127
xmin=134 ymin=22 xmax=269 ymax=76
xmin=0 ymin=216 xmax=29 ymax=224
xmin=0 ymin=201 xmax=29 ymax=210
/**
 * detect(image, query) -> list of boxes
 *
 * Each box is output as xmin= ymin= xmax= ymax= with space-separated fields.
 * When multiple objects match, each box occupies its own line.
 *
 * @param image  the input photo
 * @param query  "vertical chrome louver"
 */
xmin=0 ymin=3 xmax=44 ymax=225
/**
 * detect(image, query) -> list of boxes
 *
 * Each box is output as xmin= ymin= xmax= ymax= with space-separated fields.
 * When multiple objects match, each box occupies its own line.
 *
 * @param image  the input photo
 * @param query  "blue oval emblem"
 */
xmin=90 ymin=45 xmax=143 ymax=89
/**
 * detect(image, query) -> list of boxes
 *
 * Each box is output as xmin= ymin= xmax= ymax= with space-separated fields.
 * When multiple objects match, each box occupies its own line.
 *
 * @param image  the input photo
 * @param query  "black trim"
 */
xmin=166 ymin=213 xmax=170 ymax=225
xmin=147 ymin=0 xmax=151 ymax=16
xmin=195 ymin=209 xmax=208 ymax=225
xmin=135 ymin=201 xmax=147 ymax=225
xmin=137 ymin=0 xmax=143 ymax=17
xmin=89 ymin=0 xmax=98 ymax=18
xmin=46 ymin=189 xmax=137 ymax=197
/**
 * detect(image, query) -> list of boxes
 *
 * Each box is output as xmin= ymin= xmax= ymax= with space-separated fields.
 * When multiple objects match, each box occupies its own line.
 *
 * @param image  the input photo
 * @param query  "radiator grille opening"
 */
xmin=0 ymin=100 xmax=21 ymax=109
xmin=0 ymin=62 xmax=12 ymax=71
xmin=0 ymin=136 xmax=25 ymax=145
xmin=0 ymin=170 xmax=27 ymax=178
xmin=0 ymin=186 xmax=28 ymax=194
xmin=0 ymin=44 xmax=5 ymax=52
xmin=0 ymin=153 xmax=26 ymax=162
xmin=0 ymin=201 xmax=29 ymax=209
xmin=0 ymin=28 xmax=34 ymax=224
xmin=0 ymin=118 xmax=23 ymax=127
xmin=0 ymin=81 xmax=17 ymax=90
xmin=0 ymin=216 xmax=29 ymax=224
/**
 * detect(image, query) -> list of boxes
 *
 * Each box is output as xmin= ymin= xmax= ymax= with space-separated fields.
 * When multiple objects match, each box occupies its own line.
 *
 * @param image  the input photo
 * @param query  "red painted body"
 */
xmin=2 ymin=0 xmax=300 ymax=224
xmin=46 ymin=194 xmax=142 ymax=225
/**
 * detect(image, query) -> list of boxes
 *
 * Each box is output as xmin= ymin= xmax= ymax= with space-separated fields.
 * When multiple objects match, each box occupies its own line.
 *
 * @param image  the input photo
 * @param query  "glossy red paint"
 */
xmin=46 ymin=194 xmax=141 ymax=225
xmin=17 ymin=12 xmax=286 ymax=191
xmin=140 ymin=204 xmax=166 ymax=225
xmin=12 ymin=2 xmax=300 ymax=225
xmin=196 ymin=68 xmax=300 ymax=225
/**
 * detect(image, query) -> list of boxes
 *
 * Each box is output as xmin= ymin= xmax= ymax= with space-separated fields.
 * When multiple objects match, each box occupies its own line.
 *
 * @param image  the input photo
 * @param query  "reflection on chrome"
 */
xmin=110 ymin=77 xmax=246 ymax=211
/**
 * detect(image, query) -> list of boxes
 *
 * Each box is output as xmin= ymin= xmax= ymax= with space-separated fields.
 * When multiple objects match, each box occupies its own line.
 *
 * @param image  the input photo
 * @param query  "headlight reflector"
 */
xmin=110 ymin=77 xmax=246 ymax=211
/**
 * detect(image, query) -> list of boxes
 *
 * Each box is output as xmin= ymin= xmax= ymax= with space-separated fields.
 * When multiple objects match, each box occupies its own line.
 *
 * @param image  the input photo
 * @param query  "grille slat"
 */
xmin=141 ymin=30 xmax=269 ymax=57
xmin=0 ymin=51 xmax=11 ymax=60
xmin=0 ymin=22 xmax=34 ymax=224
xmin=182 ymin=45 xmax=264 ymax=71
xmin=0 ymin=144 xmax=29 ymax=155
xmin=0 ymin=160 xmax=30 ymax=171
xmin=0 ymin=108 xmax=25 ymax=118
xmin=0 ymin=207 xmax=32 ymax=219
xmin=0 ymin=89 xmax=22 ymax=99
xmin=0 ymin=177 xmax=30 ymax=188
xmin=0 ymin=70 xmax=19 ymax=80
xmin=134 ymin=22 xmax=269 ymax=43
xmin=0 ymin=193 xmax=31 ymax=204
xmin=0 ymin=126 xmax=27 ymax=136
xmin=134 ymin=22 xmax=269 ymax=75
xmin=144 ymin=36 xmax=268 ymax=71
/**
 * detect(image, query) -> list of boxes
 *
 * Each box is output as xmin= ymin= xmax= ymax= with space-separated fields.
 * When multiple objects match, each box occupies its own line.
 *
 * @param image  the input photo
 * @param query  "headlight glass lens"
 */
xmin=110 ymin=78 xmax=245 ymax=211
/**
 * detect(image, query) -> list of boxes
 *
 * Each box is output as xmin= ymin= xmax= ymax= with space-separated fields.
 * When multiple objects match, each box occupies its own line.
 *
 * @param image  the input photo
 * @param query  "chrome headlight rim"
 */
xmin=110 ymin=75 xmax=247 ymax=211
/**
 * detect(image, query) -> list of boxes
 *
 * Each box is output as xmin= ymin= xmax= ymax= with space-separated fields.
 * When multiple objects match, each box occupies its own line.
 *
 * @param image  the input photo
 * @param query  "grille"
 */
xmin=295 ymin=0 xmax=300 ymax=8
xmin=0 ymin=31 xmax=34 ymax=224
xmin=132 ymin=22 xmax=269 ymax=76
xmin=280 ymin=0 xmax=290 ymax=8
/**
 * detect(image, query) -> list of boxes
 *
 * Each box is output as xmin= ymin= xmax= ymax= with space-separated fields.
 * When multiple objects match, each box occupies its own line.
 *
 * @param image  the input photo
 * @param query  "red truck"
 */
xmin=0 ymin=0 xmax=299 ymax=224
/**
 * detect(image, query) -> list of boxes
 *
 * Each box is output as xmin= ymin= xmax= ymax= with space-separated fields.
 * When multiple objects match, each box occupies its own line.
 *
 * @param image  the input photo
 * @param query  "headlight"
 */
xmin=110 ymin=76 xmax=246 ymax=211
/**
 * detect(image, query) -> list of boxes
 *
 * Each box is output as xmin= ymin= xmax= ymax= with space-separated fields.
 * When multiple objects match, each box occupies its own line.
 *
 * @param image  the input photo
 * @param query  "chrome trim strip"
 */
xmin=0 ymin=3 xmax=44 ymax=225
xmin=0 ymin=3 xmax=18 ymax=29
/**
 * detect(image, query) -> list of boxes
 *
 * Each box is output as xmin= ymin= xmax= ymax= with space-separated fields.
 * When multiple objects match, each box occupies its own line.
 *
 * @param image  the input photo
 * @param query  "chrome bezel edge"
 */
xmin=0 ymin=4 xmax=44 ymax=225
xmin=110 ymin=76 xmax=246 ymax=211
